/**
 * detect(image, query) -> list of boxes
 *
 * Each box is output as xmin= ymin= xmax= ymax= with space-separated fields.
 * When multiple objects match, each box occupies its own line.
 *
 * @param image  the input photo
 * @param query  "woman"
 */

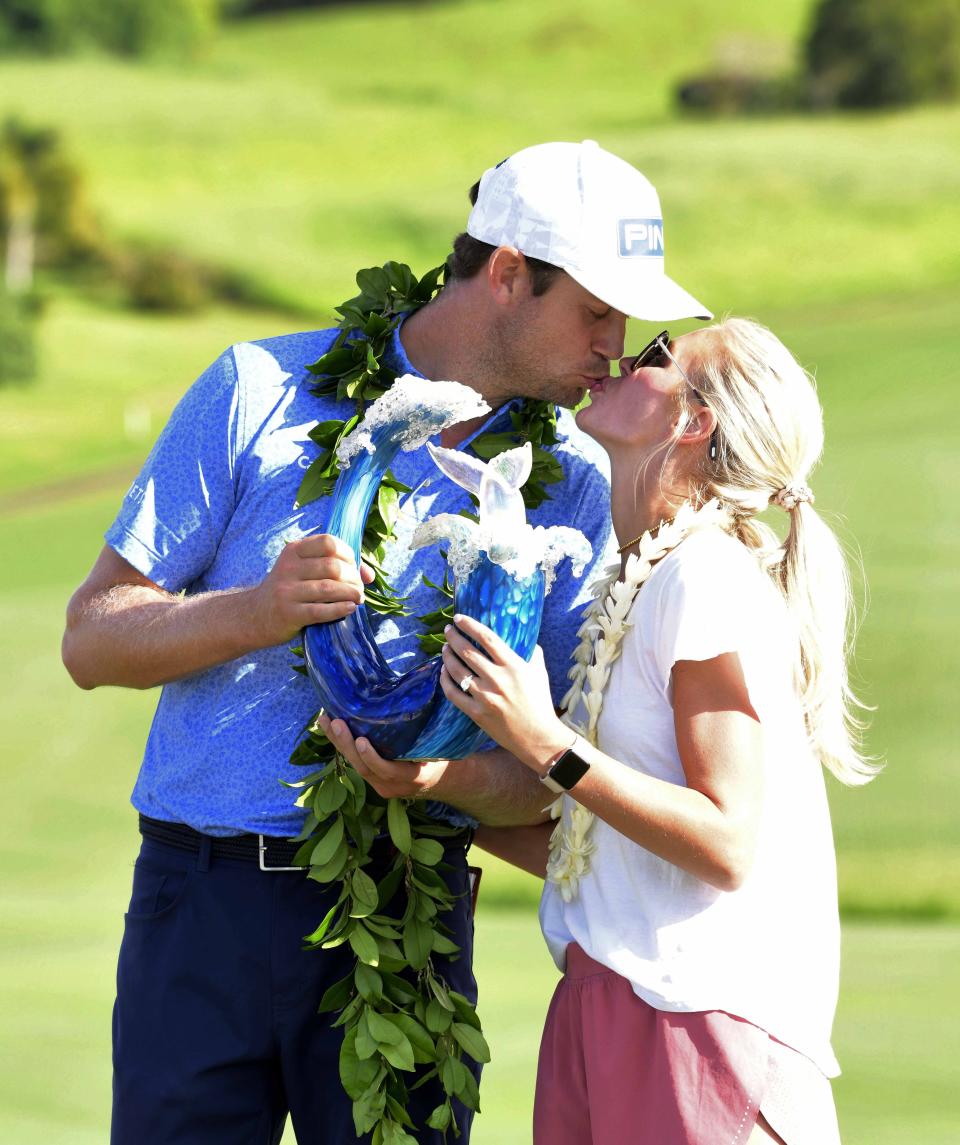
xmin=325 ymin=318 xmax=875 ymax=1144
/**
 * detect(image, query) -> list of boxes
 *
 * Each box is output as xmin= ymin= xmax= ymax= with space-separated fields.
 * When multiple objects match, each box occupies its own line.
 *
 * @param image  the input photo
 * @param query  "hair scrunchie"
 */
xmin=773 ymin=483 xmax=815 ymax=511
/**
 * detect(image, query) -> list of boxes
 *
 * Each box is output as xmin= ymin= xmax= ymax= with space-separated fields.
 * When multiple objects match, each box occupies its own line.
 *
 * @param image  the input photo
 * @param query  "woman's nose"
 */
xmin=617 ymin=355 xmax=635 ymax=377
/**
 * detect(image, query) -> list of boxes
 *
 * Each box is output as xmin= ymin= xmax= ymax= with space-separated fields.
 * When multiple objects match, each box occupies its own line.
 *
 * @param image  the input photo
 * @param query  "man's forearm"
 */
xmin=432 ymin=746 xmax=554 ymax=827
xmin=63 ymin=582 xmax=268 ymax=690
xmin=63 ymin=537 xmax=368 ymax=692
xmin=473 ymin=821 xmax=553 ymax=877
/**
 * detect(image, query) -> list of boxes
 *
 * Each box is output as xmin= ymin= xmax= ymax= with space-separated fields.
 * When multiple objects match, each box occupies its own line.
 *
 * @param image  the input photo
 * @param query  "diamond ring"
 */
xmin=459 ymin=673 xmax=476 ymax=694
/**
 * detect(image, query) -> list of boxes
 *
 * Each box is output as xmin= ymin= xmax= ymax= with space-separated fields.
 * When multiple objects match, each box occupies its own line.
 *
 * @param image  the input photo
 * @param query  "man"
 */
xmin=62 ymin=140 xmax=710 ymax=1145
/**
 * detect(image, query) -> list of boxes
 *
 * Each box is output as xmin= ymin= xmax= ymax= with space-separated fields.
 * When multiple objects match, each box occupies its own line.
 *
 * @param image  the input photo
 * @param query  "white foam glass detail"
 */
xmin=337 ymin=375 xmax=491 ymax=467
xmin=411 ymin=442 xmax=591 ymax=593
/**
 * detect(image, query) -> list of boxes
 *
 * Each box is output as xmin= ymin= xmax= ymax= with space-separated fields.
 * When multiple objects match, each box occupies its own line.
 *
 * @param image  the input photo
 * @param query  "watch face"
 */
xmin=549 ymin=748 xmax=590 ymax=791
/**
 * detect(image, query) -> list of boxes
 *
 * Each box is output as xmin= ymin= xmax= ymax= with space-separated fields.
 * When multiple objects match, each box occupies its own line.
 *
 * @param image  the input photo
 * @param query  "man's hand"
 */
xmin=62 ymin=535 xmax=374 ymax=692
xmin=249 ymin=535 xmax=374 ymax=647
xmin=317 ymin=713 xmax=450 ymax=799
xmin=316 ymin=712 xmax=553 ymax=827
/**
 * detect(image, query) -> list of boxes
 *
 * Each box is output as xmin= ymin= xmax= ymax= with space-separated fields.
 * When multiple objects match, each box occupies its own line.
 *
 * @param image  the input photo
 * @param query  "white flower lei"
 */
xmin=545 ymin=499 xmax=731 ymax=902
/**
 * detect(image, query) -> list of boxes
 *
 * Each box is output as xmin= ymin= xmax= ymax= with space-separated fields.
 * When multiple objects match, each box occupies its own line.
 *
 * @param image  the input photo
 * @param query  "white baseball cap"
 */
xmin=466 ymin=140 xmax=712 ymax=322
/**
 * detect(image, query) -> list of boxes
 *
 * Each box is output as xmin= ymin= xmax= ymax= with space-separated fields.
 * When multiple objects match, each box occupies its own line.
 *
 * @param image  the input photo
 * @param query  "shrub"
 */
xmin=675 ymin=72 xmax=799 ymax=116
xmin=804 ymin=0 xmax=960 ymax=108
xmin=0 ymin=0 xmax=218 ymax=58
xmin=119 ymin=246 xmax=212 ymax=312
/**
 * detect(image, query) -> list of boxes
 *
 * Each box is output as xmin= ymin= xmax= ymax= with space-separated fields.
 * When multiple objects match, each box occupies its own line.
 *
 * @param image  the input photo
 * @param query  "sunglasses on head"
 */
xmin=630 ymin=330 xmax=718 ymax=461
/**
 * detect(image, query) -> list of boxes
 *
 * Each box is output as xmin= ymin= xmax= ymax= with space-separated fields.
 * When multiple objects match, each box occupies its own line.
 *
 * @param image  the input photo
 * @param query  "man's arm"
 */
xmin=473 ymin=822 xmax=553 ymax=877
xmin=317 ymin=714 xmax=554 ymax=827
xmin=62 ymin=537 xmax=371 ymax=691
xmin=427 ymin=744 xmax=555 ymax=827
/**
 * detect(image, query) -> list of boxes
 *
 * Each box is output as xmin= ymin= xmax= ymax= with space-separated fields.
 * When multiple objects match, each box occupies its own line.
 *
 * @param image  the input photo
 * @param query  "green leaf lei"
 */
xmin=288 ymin=261 xmax=565 ymax=1142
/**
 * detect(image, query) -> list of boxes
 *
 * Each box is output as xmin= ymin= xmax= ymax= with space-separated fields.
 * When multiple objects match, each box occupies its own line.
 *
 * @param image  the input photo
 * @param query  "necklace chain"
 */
xmin=617 ymin=512 xmax=679 ymax=554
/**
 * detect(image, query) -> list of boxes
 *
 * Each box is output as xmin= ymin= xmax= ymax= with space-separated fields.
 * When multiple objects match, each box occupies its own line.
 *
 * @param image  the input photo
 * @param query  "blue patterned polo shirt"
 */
xmin=105 ymin=325 xmax=613 ymax=836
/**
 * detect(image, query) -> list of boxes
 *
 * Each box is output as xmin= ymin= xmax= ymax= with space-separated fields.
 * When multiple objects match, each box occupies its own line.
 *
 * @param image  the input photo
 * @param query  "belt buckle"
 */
xmin=257 ymin=834 xmax=306 ymax=873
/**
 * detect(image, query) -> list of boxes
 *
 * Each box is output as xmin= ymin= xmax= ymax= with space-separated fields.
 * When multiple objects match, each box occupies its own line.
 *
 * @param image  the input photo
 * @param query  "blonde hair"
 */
xmin=679 ymin=317 xmax=877 ymax=785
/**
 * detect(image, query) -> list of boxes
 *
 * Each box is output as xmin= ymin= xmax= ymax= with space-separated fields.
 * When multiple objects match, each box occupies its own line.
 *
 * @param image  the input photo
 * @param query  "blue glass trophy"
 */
xmin=302 ymin=376 xmax=590 ymax=760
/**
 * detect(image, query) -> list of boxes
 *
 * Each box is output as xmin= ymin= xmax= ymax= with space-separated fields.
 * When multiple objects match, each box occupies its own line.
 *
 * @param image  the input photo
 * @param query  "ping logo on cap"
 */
xmin=618 ymin=218 xmax=664 ymax=258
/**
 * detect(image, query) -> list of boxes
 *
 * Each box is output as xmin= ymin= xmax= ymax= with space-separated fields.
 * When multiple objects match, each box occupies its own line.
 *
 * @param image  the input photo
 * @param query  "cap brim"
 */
xmin=567 ymin=264 xmax=713 ymax=323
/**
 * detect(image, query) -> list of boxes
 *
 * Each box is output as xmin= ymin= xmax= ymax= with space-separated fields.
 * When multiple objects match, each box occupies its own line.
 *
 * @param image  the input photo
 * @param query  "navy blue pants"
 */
xmin=112 ymin=833 xmax=479 ymax=1145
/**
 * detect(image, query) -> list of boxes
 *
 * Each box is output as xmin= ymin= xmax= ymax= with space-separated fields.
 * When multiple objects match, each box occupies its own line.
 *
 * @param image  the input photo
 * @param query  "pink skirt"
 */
xmin=533 ymin=944 xmax=840 ymax=1145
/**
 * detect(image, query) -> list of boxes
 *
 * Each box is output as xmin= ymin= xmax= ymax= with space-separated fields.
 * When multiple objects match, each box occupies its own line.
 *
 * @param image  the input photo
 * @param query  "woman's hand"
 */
xmin=439 ymin=613 xmax=574 ymax=774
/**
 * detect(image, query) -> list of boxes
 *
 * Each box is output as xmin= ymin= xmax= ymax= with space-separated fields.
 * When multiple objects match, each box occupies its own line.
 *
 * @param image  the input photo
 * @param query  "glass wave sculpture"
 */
xmin=303 ymin=375 xmax=591 ymax=760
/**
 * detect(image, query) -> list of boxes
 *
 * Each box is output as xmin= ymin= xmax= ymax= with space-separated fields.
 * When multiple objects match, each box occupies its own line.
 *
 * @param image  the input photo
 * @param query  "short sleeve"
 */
xmin=105 ymin=347 xmax=243 ymax=592
xmin=649 ymin=540 xmax=755 ymax=686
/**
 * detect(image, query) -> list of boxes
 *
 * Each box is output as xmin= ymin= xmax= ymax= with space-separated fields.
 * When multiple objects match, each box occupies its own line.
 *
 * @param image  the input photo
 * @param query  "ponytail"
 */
xmin=778 ymin=502 xmax=876 ymax=784
xmin=686 ymin=318 xmax=878 ymax=785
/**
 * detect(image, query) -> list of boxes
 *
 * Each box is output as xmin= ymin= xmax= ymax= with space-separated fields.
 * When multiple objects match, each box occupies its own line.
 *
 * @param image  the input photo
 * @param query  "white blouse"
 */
xmin=539 ymin=527 xmax=841 ymax=1077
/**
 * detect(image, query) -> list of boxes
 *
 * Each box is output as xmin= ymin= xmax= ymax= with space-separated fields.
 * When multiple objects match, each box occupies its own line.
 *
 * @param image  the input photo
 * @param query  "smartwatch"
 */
xmin=539 ymin=735 xmax=591 ymax=794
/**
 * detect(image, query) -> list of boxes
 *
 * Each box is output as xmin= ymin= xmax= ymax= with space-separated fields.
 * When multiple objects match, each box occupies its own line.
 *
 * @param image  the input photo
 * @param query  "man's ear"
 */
xmin=486 ymin=246 xmax=530 ymax=306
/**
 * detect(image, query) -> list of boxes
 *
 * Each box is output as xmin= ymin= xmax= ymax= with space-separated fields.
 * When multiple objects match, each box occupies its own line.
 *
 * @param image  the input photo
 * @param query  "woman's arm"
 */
xmin=439 ymin=615 xmax=764 ymax=893
xmin=545 ymin=655 xmax=763 ymax=890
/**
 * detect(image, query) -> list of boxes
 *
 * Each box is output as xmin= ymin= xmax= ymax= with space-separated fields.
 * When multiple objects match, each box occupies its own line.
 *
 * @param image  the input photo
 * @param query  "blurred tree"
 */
xmin=0 ymin=119 xmax=279 ymax=317
xmin=0 ymin=118 xmax=99 ymax=288
xmin=0 ymin=0 xmax=218 ymax=58
xmin=0 ymin=288 xmax=37 ymax=385
xmin=804 ymin=0 xmax=960 ymax=108
xmin=0 ymin=136 xmax=34 ymax=294
xmin=0 ymin=120 xmax=43 ymax=384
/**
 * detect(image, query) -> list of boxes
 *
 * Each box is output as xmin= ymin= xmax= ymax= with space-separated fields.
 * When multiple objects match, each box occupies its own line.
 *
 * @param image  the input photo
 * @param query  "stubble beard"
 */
xmin=479 ymin=312 xmax=579 ymax=410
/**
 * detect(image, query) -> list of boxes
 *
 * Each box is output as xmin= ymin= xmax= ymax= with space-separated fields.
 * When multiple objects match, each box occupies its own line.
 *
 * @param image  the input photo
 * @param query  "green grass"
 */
xmin=0 ymin=454 xmax=957 ymax=1140
xmin=4 ymin=284 xmax=958 ymax=916
xmin=0 ymin=299 xmax=296 ymax=494
xmin=2 ymin=848 xmax=958 ymax=1145
xmin=1 ymin=0 xmax=959 ymax=1137
xmin=2 ymin=0 xmax=959 ymax=508
xmin=471 ymin=917 xmax=960 ymax=1145
xmin=0 ymin=335 xmax=958 ymax=1135
xmin=0 ymin=0 xmax=957 ymax=320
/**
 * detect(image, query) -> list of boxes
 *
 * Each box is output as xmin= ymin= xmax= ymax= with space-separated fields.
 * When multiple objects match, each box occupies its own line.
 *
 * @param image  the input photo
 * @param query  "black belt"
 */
xmin=138 ymin=813 xmax=471 ymax=872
